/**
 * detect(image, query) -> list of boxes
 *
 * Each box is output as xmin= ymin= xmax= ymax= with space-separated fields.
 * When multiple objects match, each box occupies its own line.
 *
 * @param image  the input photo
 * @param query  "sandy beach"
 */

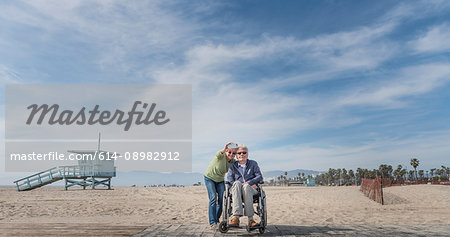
xmin=1 ymin=185 xmax=449 ymax=236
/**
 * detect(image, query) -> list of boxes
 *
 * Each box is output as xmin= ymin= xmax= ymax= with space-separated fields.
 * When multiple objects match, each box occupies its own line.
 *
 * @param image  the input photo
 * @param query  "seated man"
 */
xmin=226 ymin=144 xmax=263 ymax=227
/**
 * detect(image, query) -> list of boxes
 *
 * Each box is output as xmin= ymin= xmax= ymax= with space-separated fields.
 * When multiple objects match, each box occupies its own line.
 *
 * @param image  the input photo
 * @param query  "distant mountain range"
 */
xmin=113 ymin=169 xmax=325 ymax=186
xmin=262 ymin=169 xmax=325 ymax=180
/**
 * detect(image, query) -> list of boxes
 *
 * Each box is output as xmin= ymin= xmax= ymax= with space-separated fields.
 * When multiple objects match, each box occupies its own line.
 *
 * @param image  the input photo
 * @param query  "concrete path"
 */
xmin=1 ymin=223 xmax=448 ymax=236
xmin=133 ymin=224 xmax=450 ymax=236
xmin=0 ymin=223 xmax=147 ymax=237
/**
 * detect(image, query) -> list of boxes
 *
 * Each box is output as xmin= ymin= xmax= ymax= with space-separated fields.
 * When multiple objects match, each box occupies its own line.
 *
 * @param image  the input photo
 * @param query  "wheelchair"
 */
xmin=218 ymin=181 xmax=267 ymax=234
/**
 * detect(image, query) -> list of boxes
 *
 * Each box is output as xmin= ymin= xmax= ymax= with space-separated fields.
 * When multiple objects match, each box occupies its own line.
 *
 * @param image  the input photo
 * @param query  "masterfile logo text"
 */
xmin=5 ymin=84 xmax=192 ymax=172
xmin=6 ymin=84 xmax=191 ymax=139
xmin=26 ymin=101 xmax=170 ymax=131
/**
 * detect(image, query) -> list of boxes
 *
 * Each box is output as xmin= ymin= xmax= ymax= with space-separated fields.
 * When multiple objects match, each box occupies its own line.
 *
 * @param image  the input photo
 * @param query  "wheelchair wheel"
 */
xmin=259 ymin=193 xmax=267 ymax=227
xmin=227 ymin=195 xmax=232 ymax=216
xmin=263 ymin=195 xmax=267 ymax=225
xmin=219 ymin=221 xmax=229 ymax=233
xmin=259 ymin=227 xmax=265 ymax=234
xmin=222 ymin=193 xmax=228 ymax=220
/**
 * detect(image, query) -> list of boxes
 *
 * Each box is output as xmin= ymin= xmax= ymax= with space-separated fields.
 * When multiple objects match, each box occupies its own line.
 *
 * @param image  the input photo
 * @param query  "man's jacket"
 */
xmin=226 ymin=159 xmax=263 ymax=186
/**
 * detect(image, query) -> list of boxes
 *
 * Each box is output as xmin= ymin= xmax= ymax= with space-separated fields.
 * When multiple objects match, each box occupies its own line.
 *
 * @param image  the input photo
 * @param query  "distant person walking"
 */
xmin=204 ymin=142 xmax=236 ymax=229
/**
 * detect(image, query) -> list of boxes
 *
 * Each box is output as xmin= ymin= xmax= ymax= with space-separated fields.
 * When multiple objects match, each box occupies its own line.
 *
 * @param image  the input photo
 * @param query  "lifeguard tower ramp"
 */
xmin=13 ymin=136 xmax=117 ymax=191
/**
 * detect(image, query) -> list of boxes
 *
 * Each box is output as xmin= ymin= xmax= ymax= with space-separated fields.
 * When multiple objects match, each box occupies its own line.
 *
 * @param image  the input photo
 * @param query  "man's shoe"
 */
xmin=229 ymin=217 xmax=240 ymax=227
xmin=248 ymin=220 xmax=259 ymax=227
xmin=210 ymin=223 xmax=217 ymax=230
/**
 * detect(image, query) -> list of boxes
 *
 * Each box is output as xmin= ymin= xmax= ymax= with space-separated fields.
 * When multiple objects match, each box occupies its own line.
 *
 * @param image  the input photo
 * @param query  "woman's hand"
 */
xmin=222 ymin=142 xmax=232 ymax=153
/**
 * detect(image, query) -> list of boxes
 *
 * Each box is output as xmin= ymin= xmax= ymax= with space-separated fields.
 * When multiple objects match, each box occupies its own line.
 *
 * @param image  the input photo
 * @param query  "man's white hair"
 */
xmin=237 ymin=144 xmax=248 ymax=150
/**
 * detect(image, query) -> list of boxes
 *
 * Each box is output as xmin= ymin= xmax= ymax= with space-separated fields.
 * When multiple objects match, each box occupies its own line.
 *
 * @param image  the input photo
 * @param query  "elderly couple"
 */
xmin=204 ymin=142 xmax=263 ymax=229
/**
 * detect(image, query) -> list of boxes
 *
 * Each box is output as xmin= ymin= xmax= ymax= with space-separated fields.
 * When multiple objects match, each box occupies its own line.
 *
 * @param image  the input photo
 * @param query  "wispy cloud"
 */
xmin=0 ymin=0 xmax=218 ymax=74
xmin=154 ymin=21 xmax=398 ymax=87
xmin=409 ymin=23 xmax=450 ymax=53
xmin=335 ymin=63 xmax=450 ymax=108
xmin=0 ymin=65 xmax=22 ymax=84
xmin=380 ymin=0 xmax=450 ymax=24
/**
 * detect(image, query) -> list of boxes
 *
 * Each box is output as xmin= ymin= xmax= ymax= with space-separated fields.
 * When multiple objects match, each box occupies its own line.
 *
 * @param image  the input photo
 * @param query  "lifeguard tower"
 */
xmin=306 ymin=177 xmax=316 ymax=186
xmin=13 ymin=134 xmax=116 ymax=191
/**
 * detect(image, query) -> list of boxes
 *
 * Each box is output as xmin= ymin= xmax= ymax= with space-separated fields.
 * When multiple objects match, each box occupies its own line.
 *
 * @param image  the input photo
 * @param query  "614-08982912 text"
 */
xmin=9 ymin=151 xmax=180 ymax=161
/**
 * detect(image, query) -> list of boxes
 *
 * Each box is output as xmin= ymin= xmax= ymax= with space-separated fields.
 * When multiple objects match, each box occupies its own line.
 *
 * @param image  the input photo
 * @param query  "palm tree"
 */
xmin=410 ymin=158 xmax=420 ymax=180
xmin=387 ymin=165 xmax=393 ymax=178
xmin=442 ymin=166 xmax=450 ymax=180
xmin=379 ymin=164 xmax=391 ymax=179
xmin=337 ymin=168 xmax=342 ymax=186
xmin=342 ymin=168 xmax=348 ymax=184
xmin=418 ymin=170 xmax=424 ymax=181
xmin=408 ymin=170 xmax=415 ymax=181
xmin=400 ymin=168 xmax=407 ymax=180
xmin=323 ymin=173 xmax=329 ymax=186
xmin=370 ymin=169 xmax=378 ymax=179
xmin=436 ymin=169 xmax=442 ymax=180
xmin=356 ymin=168 xmax=362 ymax=185
xmin=446 ymin=166 xmax=450 ymax=180
xmin=394 ymin=165 xmax=403 ymax=181
xmin=348 ymin=169 xmax=355 ymax=185
xmin=328 ymin=168 xmax=335 ymax=185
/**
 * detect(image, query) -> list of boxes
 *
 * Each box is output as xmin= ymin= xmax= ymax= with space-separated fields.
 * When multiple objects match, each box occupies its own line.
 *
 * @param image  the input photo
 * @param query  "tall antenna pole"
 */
xmin=98 ymin=132 xmax=101 ymax=151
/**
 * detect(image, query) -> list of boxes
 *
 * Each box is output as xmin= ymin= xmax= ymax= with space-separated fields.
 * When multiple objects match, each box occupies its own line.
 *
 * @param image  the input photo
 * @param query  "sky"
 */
xmin=1 ymin=0 xmax=450 ymax=183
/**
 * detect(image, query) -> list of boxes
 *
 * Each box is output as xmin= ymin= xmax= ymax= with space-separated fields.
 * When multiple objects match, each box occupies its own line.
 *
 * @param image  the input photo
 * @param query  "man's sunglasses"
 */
xmin=237 ymin=152 xmax=247 ymax=155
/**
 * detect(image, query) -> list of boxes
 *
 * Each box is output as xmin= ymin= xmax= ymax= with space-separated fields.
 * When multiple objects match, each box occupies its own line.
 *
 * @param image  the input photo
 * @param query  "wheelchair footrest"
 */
xmin=248 ymin=224 xmax=264 ymax=230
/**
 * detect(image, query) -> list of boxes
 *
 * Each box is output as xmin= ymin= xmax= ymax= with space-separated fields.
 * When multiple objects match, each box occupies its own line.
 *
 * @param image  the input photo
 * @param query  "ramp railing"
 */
xmin=13 ymin=167 xmax=62 ymax=191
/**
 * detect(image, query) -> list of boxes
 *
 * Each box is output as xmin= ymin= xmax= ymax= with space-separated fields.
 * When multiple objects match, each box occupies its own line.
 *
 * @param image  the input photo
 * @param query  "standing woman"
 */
xmin=204 ymin=142 xmax=236 ymax=229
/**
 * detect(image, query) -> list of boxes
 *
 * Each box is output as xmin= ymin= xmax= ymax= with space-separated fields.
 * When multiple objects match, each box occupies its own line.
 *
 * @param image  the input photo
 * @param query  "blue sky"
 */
xmin=1 ymin=0 xmax=450 ymax=182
